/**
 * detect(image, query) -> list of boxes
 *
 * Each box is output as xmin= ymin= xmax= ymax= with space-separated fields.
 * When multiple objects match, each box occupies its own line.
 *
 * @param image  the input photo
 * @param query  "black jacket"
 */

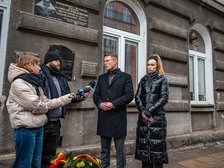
xmin=40 ymin=64 xmax=71 ymax=120
xmin=93 ymin=69 xmax=134 ymax=138
xmin=135 ymin=73 xmax=169 ymax=164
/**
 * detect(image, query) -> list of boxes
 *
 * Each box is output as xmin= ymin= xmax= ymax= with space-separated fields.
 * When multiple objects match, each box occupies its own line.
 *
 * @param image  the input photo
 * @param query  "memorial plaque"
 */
xmin=35 ymin=0 xmax=88 ymax=27
xmin=48 ymin=45 xmax=75 ymax=81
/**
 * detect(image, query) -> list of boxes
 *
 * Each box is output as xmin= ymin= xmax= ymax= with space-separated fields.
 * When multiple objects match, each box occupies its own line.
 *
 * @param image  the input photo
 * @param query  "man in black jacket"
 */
xmin=93 ymin=53 xmax=134 ymax=168
xmin=40 ymin=51 xmax=89 ymax=167
xmin=40 ymin=51 xmax=71 ymax=168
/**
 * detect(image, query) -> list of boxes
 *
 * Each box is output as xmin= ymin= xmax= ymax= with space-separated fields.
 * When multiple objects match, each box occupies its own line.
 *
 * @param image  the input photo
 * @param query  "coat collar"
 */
xmin=104 ymin=68 xmax=122 ymax=88
xmin=109 ymin=69 xmax=121 ymax=87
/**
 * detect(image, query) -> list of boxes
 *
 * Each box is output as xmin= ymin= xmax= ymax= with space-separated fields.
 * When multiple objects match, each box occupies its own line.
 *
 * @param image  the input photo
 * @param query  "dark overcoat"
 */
xmin=135 ymin=73 xmax=169 ymax=164
xmin=93 ymin=69 xmax=134 ymax=138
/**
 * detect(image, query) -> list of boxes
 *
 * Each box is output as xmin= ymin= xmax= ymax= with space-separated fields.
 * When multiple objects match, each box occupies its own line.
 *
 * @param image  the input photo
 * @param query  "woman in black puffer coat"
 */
xmin=135 ymin=54 xmax=169 ymax=168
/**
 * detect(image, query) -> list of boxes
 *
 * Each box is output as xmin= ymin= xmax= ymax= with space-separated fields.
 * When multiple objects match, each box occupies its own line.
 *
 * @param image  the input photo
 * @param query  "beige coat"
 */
xmin=6 ymin=63 xmax=72 ymax=129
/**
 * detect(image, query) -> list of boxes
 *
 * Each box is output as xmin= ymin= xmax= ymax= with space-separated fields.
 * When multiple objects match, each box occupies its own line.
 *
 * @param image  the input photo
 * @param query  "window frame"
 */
xmin=103 ymin=26 xmax=141 ymax=85
xmin=188 ymin=24 xmax=214 ymax=105
xmin=103 ymin=0 xmax=147 ymax=85
xmin=189 ymin=50 xmax=207 ymax=103
xmin=0 ymin=0 xmax=11 ymax=96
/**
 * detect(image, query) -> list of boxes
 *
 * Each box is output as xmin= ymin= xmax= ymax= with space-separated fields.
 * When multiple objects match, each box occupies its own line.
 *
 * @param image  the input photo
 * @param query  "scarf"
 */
xmin=108 ymin=68 xmax=119 ymax=84
xmin=16 ymin=73 xmax=43 ymax=96
xmin=40 ymin=64 xmax=70 ymax=99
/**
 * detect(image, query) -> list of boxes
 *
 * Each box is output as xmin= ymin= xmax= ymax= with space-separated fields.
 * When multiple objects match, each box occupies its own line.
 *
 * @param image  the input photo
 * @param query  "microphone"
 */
xmin=76 ymin=81 xmax=96 ymax=97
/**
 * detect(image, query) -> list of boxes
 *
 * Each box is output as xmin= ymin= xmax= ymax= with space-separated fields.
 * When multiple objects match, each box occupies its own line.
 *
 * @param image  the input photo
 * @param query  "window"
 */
xmin=104 ymin=1 xmax=139 ymax=34
xmin=189 ymin=51 xmax=206 ymax=101
xmin=125 ymin=40 xmax=138 ymax=80
xmin=189 ymin=30 xmax=205 ymax=53
xmin=188 ymin=24 xmax=213 ymax=104
xmin=103 ymin=0 xmax=146 ymax=91
xmin=0 ymin=0 xmax=11 ymax=95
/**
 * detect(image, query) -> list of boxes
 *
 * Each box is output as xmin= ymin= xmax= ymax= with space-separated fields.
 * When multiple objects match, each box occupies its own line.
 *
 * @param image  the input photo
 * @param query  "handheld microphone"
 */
xmin=76 ymin=81 xmax=96 ymax=96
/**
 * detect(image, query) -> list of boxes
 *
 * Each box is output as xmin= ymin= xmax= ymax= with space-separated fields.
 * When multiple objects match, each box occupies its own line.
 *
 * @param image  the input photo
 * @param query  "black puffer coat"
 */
xmin=135 ymin=72 xmax=169 ymax=164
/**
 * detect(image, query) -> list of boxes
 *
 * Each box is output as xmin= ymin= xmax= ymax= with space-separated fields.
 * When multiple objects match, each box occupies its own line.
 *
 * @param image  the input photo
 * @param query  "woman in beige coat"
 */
xmin=6 ymin=52 xmax=75 ymax=168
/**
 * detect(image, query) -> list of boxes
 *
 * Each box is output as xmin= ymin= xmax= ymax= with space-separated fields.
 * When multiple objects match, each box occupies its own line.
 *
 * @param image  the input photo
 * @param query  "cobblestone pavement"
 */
xmin=111 ymin=143 xmax=224 ymax=168
xmin=165 ymin=143 xmax=224 ymax=168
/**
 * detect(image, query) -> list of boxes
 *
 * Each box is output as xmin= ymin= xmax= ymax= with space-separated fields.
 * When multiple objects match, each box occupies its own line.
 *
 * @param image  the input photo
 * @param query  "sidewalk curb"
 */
xmin=167 ymin=130 xmax=224 ymax=149
xmin=1 ymin=130 xmax=224 ymax=165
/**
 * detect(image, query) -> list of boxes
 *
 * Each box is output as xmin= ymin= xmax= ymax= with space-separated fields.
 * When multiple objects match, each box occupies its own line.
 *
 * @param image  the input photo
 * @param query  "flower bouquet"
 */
xmin=50 ymin=152 xmax=101 ymax=168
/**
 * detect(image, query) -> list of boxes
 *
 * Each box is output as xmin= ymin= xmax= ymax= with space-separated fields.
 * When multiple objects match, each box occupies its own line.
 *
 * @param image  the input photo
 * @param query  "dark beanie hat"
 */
xmin=44 ymin=51 xmax=61 ymax=64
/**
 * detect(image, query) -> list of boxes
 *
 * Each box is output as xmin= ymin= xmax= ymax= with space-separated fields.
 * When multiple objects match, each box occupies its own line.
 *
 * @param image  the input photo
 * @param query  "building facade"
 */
xmin=1 ymin=0 xmax=224 ymax=154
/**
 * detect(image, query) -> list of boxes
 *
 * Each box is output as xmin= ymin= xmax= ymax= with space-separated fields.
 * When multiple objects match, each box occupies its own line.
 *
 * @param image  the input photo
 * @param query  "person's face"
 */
xmin=48 ymin=59 xmax=61 ymax=71
xmin=29 ymin=62 xmax=41 ymax=74
xmin=147 ymin=59 xmax=157 ymax=73
xmin=104 ymin=56 xmax=117 ymax=71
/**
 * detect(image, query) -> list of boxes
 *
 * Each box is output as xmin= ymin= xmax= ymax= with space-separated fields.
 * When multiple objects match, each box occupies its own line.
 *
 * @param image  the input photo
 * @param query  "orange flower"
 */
xmin=50 ymin=152 xmax=66 ymax=168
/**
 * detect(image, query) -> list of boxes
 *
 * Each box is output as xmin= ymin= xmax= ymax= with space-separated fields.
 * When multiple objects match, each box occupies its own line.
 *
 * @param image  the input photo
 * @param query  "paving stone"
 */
xmin=195 ymin=153 xmax=224 ymax=166
xmin=165 ymin=163 xmax=185 ymax=168
xmin=178 ymin=160 xmax=213 ymax=168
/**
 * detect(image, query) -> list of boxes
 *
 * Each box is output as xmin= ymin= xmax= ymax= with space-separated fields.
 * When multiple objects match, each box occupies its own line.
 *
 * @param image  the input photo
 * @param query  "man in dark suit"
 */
xmin=93 ymin=53 xmax=134 ymax=168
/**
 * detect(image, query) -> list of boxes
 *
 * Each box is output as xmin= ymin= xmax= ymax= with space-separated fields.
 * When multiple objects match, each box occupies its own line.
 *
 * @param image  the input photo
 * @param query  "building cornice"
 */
xmin=190 ymin=0 xmax=224 ymax=16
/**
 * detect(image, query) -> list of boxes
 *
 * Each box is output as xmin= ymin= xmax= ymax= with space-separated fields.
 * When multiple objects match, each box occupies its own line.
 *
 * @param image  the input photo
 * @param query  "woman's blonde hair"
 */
xmin=148 ymin=54 xmax=165 ymax=76
xmin=16 ymin=52 xmax=40 ymax=73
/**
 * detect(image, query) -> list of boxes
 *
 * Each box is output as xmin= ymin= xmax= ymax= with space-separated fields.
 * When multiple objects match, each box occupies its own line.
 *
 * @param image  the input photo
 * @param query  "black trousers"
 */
xmin=142 ymin=161 xmax=163 ymax=168
xmin=100 ymin=136 xmax=126 ymax=168
xmin=41 ymin=120 xmax=61 ymax=168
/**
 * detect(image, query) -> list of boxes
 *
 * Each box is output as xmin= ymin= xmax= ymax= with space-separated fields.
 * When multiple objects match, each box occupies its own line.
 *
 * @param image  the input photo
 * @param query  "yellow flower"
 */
xmin=96 ymin=158 xmax=101 ymax=164
xmin=73 ymin=156 xmax=77 ymax=160
xmin=76 ymin=161 xmax=85 ymax=167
